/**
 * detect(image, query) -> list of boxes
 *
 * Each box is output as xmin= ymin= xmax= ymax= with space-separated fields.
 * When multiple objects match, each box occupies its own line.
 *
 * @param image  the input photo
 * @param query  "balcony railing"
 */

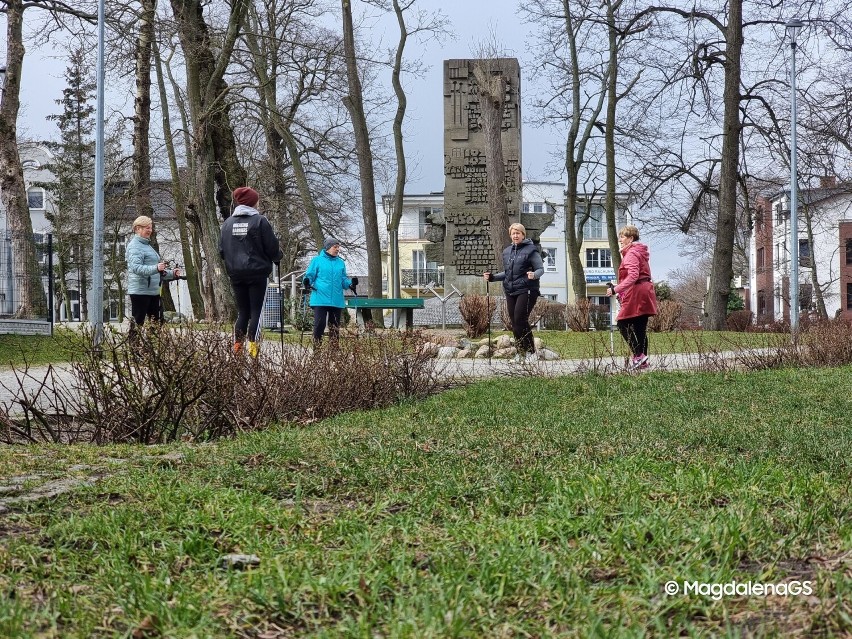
xmin=401 ymin=268 xmax=443 ymax=287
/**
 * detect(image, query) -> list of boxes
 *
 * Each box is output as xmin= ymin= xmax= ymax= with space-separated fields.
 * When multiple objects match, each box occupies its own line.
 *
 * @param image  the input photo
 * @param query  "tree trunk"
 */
xmin=341 ymin=0 xmax=383 ymax=306
xmin=388 ymin=0 xmax=409 ymax=299
xmin=473 ymin=63 xmax=511 ymax=267
xmin=169 ymin=0 xmax=247 ymax=321
xmin=152 ymin=37 xmax=204 ymax=317
xmin=604 ymin=0 xmax=621 ymax=271
xmin=132 ymin=0 xmax=156 ymax=222
xmin=0 ymin=0 xmax=48 ymax=319
xmin=803 ymin=209 xmax=828 ymax=320
xmin=705 ymin=0 xmax=743 ymax=330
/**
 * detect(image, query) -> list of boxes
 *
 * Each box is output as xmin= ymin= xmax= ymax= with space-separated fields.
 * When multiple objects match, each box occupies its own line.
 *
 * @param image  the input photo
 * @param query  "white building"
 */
xmin=748 ymin=180 xmax=852 ymax=322
xmin=0 ymin=143 xmax=192 ymax=324
xmin=382 ymin=181 xmax=635 ymax=304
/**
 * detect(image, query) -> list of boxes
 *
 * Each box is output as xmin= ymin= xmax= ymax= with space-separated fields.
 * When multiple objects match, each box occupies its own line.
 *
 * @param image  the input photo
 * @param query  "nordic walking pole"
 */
xmin=607 ymin=281 xmax=615 ymax=355
xmin=277 ymin=263 xmax=284 ymax=353
xmin=486 ymin=274 xmax=492 ymax=365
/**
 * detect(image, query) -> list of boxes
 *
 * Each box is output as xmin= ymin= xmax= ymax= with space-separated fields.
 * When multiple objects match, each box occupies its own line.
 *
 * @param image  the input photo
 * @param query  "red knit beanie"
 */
xmin=233 ymin=186 xmax=259 ymax=208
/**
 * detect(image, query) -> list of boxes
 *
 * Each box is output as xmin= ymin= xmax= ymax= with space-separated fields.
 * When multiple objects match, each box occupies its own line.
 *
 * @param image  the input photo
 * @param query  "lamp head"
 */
xmin=786 ymin=18 xmax=804 ymax=45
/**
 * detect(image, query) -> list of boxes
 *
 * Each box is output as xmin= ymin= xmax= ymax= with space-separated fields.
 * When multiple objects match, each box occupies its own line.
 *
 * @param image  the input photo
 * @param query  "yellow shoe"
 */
xmin=247 ymin=341 xmax=259 ymax=358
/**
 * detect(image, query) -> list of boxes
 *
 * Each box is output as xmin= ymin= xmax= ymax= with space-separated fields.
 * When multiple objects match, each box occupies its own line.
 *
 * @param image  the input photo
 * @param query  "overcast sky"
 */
xmin=8 ymin=0 xmax=686 ymax=277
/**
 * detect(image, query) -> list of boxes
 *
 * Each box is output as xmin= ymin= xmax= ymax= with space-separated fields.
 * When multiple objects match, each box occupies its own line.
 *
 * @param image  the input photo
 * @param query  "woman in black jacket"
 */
xmin=483 ymin=223 xmax=544 ymax=362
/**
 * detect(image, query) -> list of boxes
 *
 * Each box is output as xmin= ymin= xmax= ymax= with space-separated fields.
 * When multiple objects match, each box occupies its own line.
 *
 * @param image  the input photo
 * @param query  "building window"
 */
xmin=587 ymin=296 xmax=609 ymax=306
xmin=757 ymin=290 xmax=766 ymax=315
xmin=585 ymin=248 xmax=611 ymax=268
xmin=756 ymin=247 xmax=765 ymax=268
xmin=532 ymin=202 xmax=543 ymax=213
xmin=846 ymin=239 xmax=852 ymax=265
xmin=522 ymin=203 xmax=529 ymax=214
xmin=542 ymin=247 xmax=557 ymax=272
xmin=411 ymin=249 xmax=426 ymax=271
xmin=27 ymin=188 xmax=45 ymax=210
xmin=755 ymin=207 xmax=764 ymax=230
xmin=847 ymin=283 xmax=852 ymax=310
xmin=579 ymin=205 xmax=605 ymax=239
xmin=799 ymin=283 xmax=812 ymax=310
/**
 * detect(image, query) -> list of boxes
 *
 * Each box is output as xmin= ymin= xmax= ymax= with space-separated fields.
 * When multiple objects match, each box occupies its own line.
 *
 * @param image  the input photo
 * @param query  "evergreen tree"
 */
xmin=43 ymin=45 xmax=96 ymax=322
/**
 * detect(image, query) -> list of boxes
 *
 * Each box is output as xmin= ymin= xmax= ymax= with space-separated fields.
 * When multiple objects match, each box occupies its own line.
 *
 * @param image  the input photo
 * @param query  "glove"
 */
xmin=303 ymin=278 xmax=312 ymax=291
xmin=351 ymin=277 xmax=359 ymax=287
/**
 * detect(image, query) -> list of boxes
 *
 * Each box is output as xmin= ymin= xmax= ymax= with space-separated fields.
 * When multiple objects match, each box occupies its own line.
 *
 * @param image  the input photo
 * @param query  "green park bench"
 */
xmin=345 ymin=297 xmax=425 ymax=330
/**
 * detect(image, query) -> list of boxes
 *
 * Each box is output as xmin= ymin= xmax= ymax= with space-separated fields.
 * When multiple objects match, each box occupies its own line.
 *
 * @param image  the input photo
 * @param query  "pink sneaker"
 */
xmin=630 ymin=354 xmax=649 ymax=370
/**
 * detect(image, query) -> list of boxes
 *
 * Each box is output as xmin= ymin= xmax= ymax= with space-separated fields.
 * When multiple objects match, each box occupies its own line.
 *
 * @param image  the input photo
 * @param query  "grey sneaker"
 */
xmin=525 ymin=352 xmax=539 ymax=363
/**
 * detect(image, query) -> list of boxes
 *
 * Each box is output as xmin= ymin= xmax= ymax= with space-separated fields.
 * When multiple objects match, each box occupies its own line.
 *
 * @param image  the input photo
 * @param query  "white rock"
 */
xmin=496 ymin=335 xmax=513 ymax=349
xmin=436 ymin=346 xmax=457 ymax=360
xmin=474 ymin=345 xmax=491 ymax=358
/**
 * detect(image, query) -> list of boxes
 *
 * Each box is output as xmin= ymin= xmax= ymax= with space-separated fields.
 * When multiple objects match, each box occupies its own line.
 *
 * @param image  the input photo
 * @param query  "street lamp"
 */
xmin=787 ymin=17 xmax=803 ymax=336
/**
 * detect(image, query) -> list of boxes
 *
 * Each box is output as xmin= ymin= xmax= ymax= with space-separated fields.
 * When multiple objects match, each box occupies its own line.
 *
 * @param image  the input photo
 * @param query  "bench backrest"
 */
xmin=346 ymin=298 xmax=425 ymax=309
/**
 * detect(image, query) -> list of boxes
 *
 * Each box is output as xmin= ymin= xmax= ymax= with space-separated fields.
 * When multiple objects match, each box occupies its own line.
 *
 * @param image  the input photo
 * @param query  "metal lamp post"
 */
xmin=0 ymin=66 xmax=11 ymax=317
xmin=787 ymin=17 xmax=803 ymax=336
xmin=91 ymin=0 xmax=106 ymax=344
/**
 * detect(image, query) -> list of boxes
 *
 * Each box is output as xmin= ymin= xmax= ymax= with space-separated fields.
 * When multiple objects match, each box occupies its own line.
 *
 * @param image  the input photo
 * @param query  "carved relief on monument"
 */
xmin=445 ymin=59 xmax=519 ymax=141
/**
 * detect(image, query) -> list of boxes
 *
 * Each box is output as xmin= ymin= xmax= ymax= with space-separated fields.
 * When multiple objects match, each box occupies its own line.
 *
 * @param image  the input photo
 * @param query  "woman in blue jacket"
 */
xmin=126 ymin=215 xmax=181 ymax=336
xmin=303 ymin=237 xmax=352 ymax=345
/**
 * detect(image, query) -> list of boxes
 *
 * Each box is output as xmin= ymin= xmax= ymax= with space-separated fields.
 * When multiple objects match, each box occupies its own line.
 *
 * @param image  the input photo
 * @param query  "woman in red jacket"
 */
xmin=607 ymin=225 xmax=658 ymax=370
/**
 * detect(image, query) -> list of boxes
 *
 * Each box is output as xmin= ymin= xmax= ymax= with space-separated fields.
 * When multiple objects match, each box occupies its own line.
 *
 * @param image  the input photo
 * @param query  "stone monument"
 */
xmin=426 ymin=58 xmax=552 ymax=295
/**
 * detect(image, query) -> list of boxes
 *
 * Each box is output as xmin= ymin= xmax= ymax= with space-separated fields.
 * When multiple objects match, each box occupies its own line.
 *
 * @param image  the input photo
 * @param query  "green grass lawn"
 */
xmin=1 ymin=367 xmax=849 ymax=637
xmin=0 ymin=330 xmax=86 ymax=368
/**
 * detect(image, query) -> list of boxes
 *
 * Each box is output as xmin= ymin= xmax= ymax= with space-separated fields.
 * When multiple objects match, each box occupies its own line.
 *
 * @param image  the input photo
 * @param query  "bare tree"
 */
xmin=0 ymin=0 xmax=95 ymax=318
xmin=169 ymin=0 xmax=248 ymax=321
xmin=341 ymin=0 xmax=382 ymax=307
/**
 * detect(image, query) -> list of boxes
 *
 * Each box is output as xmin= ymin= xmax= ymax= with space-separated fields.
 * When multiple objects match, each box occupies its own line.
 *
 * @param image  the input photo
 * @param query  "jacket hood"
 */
xmin=622 ymin=241 xmax=649 ymax=260
xmin=233 ymin=204 xmax=259 ymax=217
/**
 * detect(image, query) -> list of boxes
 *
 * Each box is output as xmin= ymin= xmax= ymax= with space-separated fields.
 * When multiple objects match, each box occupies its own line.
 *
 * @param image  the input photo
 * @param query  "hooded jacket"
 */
xmin=491 ymin=238 xmax=544 ymax=297
xmin=219 ymin=205 xmax=283 ymax=281
xmin=614 ymin=241 xmax=658 ymax=320
xmin=303 ymin=250 xmax=352 ymax=308
xmin=126 ymin=235 xmax=175 ymax=296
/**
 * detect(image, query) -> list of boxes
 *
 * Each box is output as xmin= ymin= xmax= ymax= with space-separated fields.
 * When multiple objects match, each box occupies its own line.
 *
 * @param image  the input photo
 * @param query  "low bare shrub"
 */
xmin=459 ymin=294 xmax=497 ymax=338
xmin=725 ymin=309 xmax=753 ymax=332
xmin=589 ymin=304 xmax=610 ymax=331
xmin=565 ymin=298 xmax=591 ymax=332
xmin=796 ymin=319 xmax=852 ymax=367
xmin=0 ymin=325 xmax=447 ymax=445
xmin=540 ymin=301 xmax=566 ymax=330
xmin=649 ymin=300 xmax=683 ymax=332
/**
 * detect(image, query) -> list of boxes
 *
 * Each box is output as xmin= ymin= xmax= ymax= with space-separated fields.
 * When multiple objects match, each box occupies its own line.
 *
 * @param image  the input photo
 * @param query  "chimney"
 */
xmin=819 ymin=175 xmax=837 ymax=188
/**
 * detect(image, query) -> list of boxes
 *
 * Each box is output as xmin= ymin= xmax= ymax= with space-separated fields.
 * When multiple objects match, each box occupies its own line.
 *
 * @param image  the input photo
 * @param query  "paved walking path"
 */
xmin=0 ymin=345 xmax=761 ymax=412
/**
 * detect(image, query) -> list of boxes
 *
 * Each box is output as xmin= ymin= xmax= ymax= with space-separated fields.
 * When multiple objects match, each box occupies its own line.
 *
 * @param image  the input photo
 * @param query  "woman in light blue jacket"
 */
xmin=126 ymin=216 xmax=180 ymax=334
xmin=303 ymin=237 xmax=353 ymax=344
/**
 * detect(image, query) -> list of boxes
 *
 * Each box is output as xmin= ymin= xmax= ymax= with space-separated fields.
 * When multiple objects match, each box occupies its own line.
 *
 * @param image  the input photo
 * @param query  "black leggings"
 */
xmin=129 ymin=294 xmax=161 ymax=327
xmin=617 ymin=315 xmax=650 ymax=357
xmin=313 ymin=306 xmax=342 ymax=344
xmin=506 ymin=290 xmax=540 ymax=353
xmin=232 ymin=278 xmax=268 ymax=343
